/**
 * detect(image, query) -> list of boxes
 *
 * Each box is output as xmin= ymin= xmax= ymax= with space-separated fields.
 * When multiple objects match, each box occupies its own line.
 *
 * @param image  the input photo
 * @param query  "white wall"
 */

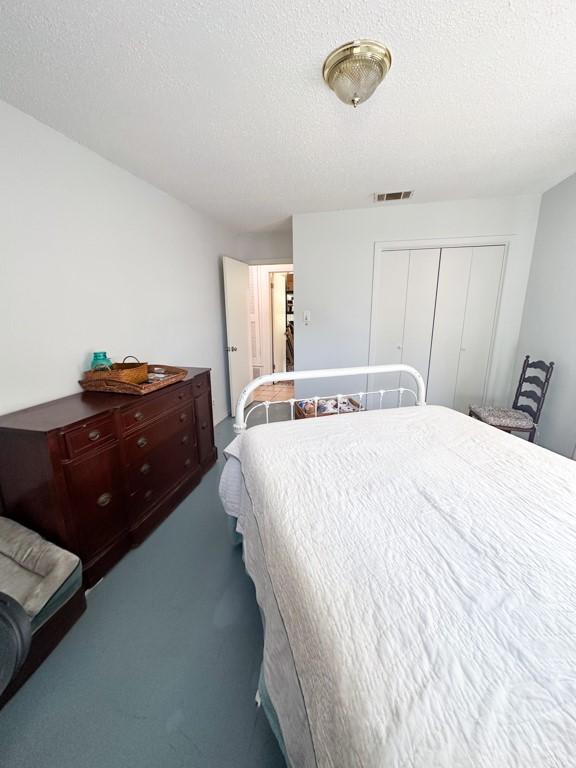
xmin=236 ymin=230 xmax=292 ymax=264
xmin=517 ymin=174 xmax=576 ymax=458
xmin=293 ymin=196 xmax=541 ymax=400
xmin=0 ymin=101 xmax=236 ymax=423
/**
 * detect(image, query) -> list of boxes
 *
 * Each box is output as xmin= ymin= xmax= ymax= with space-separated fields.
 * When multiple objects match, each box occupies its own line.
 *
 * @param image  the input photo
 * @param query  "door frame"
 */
xmin=249 ymin=263 xmax=293 ymax=379
xmin=369 ymin=236 xmax=511 ymax=406
xmin=270 ymin=271 xmax=288 ymax=375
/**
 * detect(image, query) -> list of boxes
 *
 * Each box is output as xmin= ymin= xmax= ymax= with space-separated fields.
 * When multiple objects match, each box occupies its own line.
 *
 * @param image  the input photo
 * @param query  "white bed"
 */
xmin=219 ymin=367 xmax=576 ymax=768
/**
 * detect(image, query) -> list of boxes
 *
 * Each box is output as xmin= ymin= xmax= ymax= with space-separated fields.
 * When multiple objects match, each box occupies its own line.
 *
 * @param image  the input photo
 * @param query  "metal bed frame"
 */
xmin=234 ymin=364 xmax=427 ymax=433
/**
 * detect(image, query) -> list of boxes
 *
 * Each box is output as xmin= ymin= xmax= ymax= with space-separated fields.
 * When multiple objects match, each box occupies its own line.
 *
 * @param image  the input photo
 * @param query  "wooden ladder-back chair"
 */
xmin=469 ymin=356 xmax=554 ymax=442
xmin=285 ymin=324 xmax=294 ymax=372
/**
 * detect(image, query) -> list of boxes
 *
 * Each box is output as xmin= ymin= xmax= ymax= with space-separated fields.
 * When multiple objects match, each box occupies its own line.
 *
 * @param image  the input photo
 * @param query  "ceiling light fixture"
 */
xmin=323 ymin=39 xmax=392 ymax=108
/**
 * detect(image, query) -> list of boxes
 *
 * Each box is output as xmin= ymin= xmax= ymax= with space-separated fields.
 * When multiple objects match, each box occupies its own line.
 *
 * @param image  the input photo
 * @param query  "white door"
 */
xmin=368 ymin=249 xmax=409 ymax=406
xmin=426 ymin=248 xmax=472 ymax=407
xmin=453 ymin=245 xmax=505 ymax=412
xmin=271 ymin=272 xmax=287 ymax=375
xmin=400 ymin=249 xmax=441 ymax=401
xmin=427 ymin=246 xmax=504 ymax=411
xmin=223 ymin=256 xmax=252 ymax=417
xmin=369 ymin=248 xmax=439 ymax=407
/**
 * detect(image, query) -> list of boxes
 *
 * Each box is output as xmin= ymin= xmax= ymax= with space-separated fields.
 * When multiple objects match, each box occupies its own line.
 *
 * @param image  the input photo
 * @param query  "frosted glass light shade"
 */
xmin=323 ymin=40 xmax=392 ymax=108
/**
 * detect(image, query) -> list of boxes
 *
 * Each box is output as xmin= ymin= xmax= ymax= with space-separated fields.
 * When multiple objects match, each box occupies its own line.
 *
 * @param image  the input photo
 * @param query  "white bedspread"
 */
xmin=219 ymin=405 xmax=576 ymax=767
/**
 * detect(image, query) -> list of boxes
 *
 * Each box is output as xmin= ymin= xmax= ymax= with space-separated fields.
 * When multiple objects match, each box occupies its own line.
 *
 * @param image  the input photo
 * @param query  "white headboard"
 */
xmin=234 ymin=364 xmax=426 ymax=433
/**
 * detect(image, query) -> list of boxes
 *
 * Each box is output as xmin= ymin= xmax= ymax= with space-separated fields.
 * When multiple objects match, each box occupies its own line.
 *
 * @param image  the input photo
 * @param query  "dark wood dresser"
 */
xmin=0 ymin=368 xmax=216 ymax=586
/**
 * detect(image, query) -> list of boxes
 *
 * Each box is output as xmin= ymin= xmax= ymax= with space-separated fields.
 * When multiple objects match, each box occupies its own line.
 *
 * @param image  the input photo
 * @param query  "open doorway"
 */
xmin=222 ymin=258 xmax=293 ymax=416
xmin=248 ymin=264 xmax=294 ymax=401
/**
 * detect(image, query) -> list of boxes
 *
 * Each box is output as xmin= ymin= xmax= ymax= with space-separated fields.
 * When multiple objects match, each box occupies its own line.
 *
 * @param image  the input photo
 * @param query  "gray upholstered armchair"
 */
xmin=0 ymin=591 xmax=31 ymax=697
xmin=0 ymin=517 xmax=86 ymax=707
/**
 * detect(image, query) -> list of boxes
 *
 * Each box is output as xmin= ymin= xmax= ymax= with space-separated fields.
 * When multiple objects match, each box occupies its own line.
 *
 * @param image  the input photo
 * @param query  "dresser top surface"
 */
xmin=0 ymin=367 xmax=210 ymax=433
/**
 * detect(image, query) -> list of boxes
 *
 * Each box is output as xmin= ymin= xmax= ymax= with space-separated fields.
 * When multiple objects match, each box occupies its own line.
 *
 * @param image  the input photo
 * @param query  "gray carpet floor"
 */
xmin=0 ymin=417 xmax=286 ymax=768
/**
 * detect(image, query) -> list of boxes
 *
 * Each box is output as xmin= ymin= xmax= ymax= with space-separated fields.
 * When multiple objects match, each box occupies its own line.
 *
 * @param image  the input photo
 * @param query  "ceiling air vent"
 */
xmin=374 ymin=190 xmax=413 ymax=202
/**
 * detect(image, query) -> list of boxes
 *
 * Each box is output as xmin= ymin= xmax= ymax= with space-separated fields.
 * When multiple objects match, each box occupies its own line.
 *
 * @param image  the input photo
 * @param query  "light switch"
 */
xmin=303 ymin=310 xmax=311 ymax=325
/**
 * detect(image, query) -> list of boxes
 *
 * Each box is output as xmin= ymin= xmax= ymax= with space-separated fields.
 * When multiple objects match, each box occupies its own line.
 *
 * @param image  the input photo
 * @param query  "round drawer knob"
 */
xmin=181 ymin=434 xmax=189 ymax=445
xmin=184 ymin=458 xmax=192 ymax=468
xmin=88 ymin=430 xmax=101 ymax=442
xmin=201 ymin=422 xmax=208 ymax=430
xmin=140 ymin=463 xmax=151 ymax=475
xmin=179 ymin=413 xmax=187 ymax=422
xmin=97 ymin=492 xmax=112 ymax=507
xmin=134 ymin=411 xmax=144 ymax=422
xmin=137 ymin=436 xmax=148 ymax=448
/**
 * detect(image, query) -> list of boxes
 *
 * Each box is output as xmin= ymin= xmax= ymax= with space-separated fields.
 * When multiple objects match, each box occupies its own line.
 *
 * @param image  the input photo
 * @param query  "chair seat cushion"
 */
xmin=30 ymin=563 xmax=83 ymax=632
xmin=0 ymin=517 xmax=81 ymax=628
xmin=469 ymin=406 xmax=534 ymax=430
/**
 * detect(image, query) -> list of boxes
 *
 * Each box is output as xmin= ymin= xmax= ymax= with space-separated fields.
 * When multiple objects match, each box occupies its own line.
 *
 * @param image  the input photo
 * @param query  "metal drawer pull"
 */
xmin=201 ymin=422 xmax=208 ymax=430
xmin=144 ymin=489 xmax=153 ymax=501
xmin=134 ymin=411 xmax=144 ymax=422
xmin=88 ymin=430 xmax=101 ymax=442
xmin=184 ymin=458 xmax=192 ymax=468
xmin=97 ymin=492 xmax=112 ymax=507
xmin=179 ymin=413 xmax=187 ymax=422
xmin=137 ymin=436 xmax=148 ymax=448
xmin=181 ymin=434 xmax=189 ymax=445
xmin=140 ymin=463 xmax=151 ymax=475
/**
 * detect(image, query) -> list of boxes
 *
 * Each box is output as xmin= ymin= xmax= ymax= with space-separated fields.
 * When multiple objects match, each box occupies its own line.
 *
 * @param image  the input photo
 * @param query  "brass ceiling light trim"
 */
xmin=323 ymin=39 xmax=392 ymax=108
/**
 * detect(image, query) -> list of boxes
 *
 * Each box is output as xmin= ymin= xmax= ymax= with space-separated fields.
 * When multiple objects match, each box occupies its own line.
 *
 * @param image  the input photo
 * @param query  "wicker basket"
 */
xmin=80 ymin=364 xmax=187 ymax=395
xmin=82 ymin=356 xmax=149 ymax=386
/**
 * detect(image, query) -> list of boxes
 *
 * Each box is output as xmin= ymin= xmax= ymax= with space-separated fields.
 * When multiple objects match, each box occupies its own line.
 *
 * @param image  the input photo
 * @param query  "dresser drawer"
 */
xmin=120 ymin=385 xmax=193 ymax=432
xmin=191 ymin=372 xmax=210 ymax=396
xmin=62 ymin=415 xmax=116 ymax=458
xmin=124 ymin=405 xmax=195 ymax=464
xmin=194 ymin=390 xmax=215 ymax=464
xmin=63 ymin=443 xmax=126 ymax=561
xmin=129 ymin=437 xmax=199 ymax=523
xmin=129 ymin=434 xmax=198 ymax=491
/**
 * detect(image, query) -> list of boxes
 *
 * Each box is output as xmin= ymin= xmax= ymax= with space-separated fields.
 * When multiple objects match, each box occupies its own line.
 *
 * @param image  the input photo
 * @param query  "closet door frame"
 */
xmin=369 ymin=237 xmax=509 ymax=405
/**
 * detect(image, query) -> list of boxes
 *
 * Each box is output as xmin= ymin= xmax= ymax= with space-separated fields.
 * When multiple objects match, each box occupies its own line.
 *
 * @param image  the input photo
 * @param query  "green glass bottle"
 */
xmin=90 ymin=351 xmax=112 ymax=370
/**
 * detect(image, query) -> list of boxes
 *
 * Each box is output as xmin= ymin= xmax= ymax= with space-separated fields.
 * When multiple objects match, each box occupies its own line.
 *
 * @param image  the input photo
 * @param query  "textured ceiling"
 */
xmin=1 ymin=0 xmax=576 ymax=232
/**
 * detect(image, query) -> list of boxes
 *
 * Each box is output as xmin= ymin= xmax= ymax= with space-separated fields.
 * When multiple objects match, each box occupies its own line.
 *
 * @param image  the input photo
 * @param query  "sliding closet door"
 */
xmin=453 ymin=246 xmax=504 ymax=412
xmin=427 ymin=246 xmax=504 ymax=411
xmin=369 ymin=248 xmax=439 ymax=407
xmin=368 ymin=249 xmax=409 ymax=405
